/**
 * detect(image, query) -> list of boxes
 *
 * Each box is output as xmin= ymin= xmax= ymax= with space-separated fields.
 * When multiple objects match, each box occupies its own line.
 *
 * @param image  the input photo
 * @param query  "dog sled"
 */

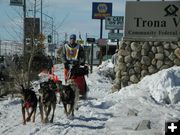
xmin=68 ymin=65 xmax=89 ymax=99
xmin=39 ymin=64 xmax=89 ymax=99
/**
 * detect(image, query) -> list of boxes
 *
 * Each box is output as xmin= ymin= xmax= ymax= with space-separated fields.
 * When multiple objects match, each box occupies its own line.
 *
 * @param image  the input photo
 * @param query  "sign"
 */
xmin=24 ymin=18 xmax=40 ymax=39
xmin=97 ymin=39 xmax=107 ymax=46
xmin=10 ymin=0 xmax=23 ymax=6
xmin=77 ymin=40 xmax=84 ymax=45
xmin=124 ymin=1 xmax=180 ymax=41
xmin=108 ymin=33 xmax=123 ymax=40
xmin=92 ymin=2 xmax=112 ymax=19
xmin=87 ymin=38 xmax=95 ymax=43
xmin=105 ymin=16 xmax=124 ymax=30
xmin=48 ymin=44 xmax=55 ymax=53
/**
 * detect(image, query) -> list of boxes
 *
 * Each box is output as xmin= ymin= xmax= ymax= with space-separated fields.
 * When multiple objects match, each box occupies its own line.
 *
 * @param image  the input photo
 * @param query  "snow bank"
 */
xmin=1 ymin=60 xmax=180 ymax=135
xmin=139 ymin=66 xmax=180 ymax=104
xmin=96 ymin=60 xmax=115 ymax=80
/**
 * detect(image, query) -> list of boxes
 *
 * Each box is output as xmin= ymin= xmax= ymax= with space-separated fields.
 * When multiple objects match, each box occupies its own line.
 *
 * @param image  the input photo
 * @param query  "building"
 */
xmin=0 ymin=40 xmax=23 ymax=56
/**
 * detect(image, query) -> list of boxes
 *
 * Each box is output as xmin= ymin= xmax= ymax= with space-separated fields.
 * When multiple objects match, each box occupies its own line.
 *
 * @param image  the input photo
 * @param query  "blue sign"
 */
xmin=92 ymin=2 xmax=112 ymax=19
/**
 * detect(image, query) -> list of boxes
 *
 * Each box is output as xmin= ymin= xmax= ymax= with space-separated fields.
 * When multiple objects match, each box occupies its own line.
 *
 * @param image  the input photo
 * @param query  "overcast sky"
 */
xmin=0 ymin=0 xmax=125 ymax=42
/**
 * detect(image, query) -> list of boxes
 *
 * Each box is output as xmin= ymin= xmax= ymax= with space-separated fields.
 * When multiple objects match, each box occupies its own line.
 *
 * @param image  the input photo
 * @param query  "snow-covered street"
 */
xmin=0 ymin=61 xmax=180 ymax=135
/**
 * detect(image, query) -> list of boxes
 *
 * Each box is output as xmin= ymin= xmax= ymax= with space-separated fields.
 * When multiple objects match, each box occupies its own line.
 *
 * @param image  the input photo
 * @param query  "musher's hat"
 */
xmin=70 ymin=34 xmax=76 ymax=40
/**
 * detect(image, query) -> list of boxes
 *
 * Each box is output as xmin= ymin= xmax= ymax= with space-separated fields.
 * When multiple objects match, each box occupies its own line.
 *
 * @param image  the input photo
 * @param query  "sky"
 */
xmin=0 ymin=0 xmax=126 ymax=42
xmin=0 ymin=0 xmax=177 ymax=43
xmin=0 ymin=61 xmax=180 ymax=134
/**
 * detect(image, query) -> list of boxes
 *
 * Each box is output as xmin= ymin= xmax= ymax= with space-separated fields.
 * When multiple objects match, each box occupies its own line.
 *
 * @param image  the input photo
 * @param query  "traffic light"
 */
xmin=48 ymin=35 xmax=52 ymax=43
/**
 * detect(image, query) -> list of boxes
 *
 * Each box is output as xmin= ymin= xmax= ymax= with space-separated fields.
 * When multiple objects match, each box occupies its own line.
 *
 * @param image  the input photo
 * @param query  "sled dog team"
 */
xmin=20 ymin=34 xmax=87 ymax=125
xmin=20 ymin=79 xmax=79 ymax=125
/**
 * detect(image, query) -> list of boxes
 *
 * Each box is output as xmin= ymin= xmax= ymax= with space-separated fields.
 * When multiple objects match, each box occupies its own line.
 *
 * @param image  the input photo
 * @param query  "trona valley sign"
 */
xmin=124 ymin=1 xmax=180 ymax=41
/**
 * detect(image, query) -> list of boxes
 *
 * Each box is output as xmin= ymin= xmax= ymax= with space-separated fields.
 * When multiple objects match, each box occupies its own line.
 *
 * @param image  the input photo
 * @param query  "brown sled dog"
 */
xmin=39 ymin=82 xmax=56 ymax=123
xmin=57 ymin=80 xmax=79 ymax=117
xmin=20 ymin=85 xmax=37 ymax=125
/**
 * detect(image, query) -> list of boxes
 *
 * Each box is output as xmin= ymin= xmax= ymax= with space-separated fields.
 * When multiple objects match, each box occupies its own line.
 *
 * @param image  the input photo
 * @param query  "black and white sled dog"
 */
xmin=57 ymin=79 xmax=79 ymax=117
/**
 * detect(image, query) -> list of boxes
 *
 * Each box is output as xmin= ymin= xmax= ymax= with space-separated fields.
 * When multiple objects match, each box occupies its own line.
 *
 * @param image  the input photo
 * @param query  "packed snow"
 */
xmin=0 ymin=61 xmax=180 ymax=135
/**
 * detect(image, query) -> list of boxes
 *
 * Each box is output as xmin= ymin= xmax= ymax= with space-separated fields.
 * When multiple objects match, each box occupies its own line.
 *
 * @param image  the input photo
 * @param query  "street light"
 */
xmin=41 ymin=12 xmax=54 ymax=43
xmin=38 ymin=12 xmax=54 ymax=62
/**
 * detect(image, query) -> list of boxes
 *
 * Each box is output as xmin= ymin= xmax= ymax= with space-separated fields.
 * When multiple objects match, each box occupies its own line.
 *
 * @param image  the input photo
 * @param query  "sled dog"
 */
xmin=39 ymin=82 xmax=56 ymax=123
xmin=20 ymin=85 xmax=37 ymax=125
xmin=57 ymin=79 xmax=79 ymax=117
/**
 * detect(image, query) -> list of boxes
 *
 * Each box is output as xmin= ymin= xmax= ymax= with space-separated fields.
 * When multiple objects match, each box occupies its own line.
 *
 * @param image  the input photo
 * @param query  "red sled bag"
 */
xmin=70 ymin=75 xmax=87 ymax=96
xmin=68 ymin=65 xmax=88 ymax=97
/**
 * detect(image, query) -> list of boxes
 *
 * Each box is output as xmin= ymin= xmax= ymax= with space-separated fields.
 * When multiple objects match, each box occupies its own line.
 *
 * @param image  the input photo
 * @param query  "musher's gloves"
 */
xmin=73 ymin=61 xmax=78 ymax=65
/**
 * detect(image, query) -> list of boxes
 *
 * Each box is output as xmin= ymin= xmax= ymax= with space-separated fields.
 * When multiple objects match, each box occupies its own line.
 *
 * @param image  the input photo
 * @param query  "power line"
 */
xmin=2 ymin=26 xmax=18 ymax=41
xmin=4 ymin=10 xmax=23 ymax=41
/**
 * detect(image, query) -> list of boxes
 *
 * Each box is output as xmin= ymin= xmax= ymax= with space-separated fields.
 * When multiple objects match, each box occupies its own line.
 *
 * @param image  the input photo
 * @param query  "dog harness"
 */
xmin=23 ymin=101 xmax=31 ymax=109
xmin=22 ymin=96 xmax=33 ymax=109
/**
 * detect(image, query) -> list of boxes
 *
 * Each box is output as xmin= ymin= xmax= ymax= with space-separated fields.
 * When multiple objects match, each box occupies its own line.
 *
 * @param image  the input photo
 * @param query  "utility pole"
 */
xmin=99 ymin=19 xmax=103 ymax=65
xmin=117 ymin=29 xmax=120 ymax=49
xmin=52 ymin=18 xmax=54 ymax=45
xmin=65 ymin=33 xmax=67 ymax=42
xmin=23 ymin=0 xmax=26 ymax=57
xmin=41 ymin=0 xmax=43 ymax=34
xmin=41 ymin=13 xmax=54 ymax=61
xmin=0 ymin=39 xmax=1 ymax=56
xmin=34 ymin=0 xmax=37 ymax=42
xmin=100 ymin=19 xmax=103 ymax=39
xmin=90 ymin=43 xmax=94 ymax=73
xmin=27 ymin=0 xmax=37 ymax=88
xmin=51 ymin=17 xmax=54 ymax=62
